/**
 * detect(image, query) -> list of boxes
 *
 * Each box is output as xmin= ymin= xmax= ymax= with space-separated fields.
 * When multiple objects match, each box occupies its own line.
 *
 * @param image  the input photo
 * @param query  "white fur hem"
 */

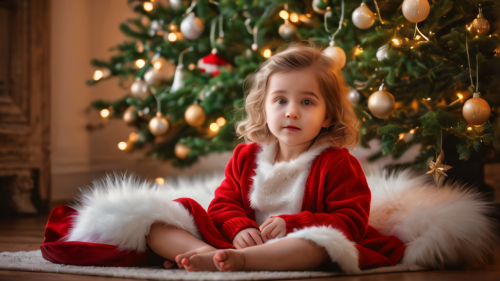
xmin=66 ymin=174 xmax=200 ymax=252
xmin=268 ymin=226 xmax=360 ymax=274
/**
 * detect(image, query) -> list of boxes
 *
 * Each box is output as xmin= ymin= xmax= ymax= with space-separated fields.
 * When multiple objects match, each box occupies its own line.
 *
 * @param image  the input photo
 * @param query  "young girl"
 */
xmin=144 ymin=43 xmax=406 ymax=272
xmin=42 ymin=43 xmax=405 ymax=272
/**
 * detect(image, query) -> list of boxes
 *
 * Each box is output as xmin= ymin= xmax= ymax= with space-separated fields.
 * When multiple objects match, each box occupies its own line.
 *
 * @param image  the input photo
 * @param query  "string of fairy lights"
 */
xmin=91 ymin=0 xmax=494 ymax=175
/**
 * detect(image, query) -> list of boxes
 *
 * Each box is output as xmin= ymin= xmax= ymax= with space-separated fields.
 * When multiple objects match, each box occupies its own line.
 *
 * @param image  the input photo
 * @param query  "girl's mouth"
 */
xmin=284 ymin=125 xmax=300 ymax=131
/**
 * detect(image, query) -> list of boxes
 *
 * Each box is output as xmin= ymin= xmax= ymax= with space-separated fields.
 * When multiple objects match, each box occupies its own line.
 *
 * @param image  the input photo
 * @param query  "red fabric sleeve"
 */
xmin=208 ymin=143 xmax=259 ymax=242
xmin=276 ymin=151 xmax=370 ymax=243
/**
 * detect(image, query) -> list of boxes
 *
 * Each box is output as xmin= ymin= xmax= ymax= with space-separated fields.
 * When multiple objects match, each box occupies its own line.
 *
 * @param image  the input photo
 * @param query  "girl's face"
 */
xmin=265 ymin=68 xmax=331 ymax=146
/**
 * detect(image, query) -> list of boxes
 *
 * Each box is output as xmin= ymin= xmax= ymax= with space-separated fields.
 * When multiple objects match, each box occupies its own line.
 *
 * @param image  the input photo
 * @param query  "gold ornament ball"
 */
xmin=368 ymin=90 xmax=395 ymax=119
xmin=470 ymin=13 xmax=490 ymax=35
xmin=123 ymin=106 xmax=137 ymax=125
xmin=149 ymin=112 xmax=169 ymax=136
xmin=184 ymin=104 xmax=206 ymax=127
xmin=462 ymin=94 xmax=491 ymax=126
xmin=175 ymin=143 xmax=190 ymax=160
xmin=130 ymin=79 xmax=149 ymax=99
xmin=352 ymin=3 xmax=375 ymax=29
xmin=402 ymin=0 xmax=430 ymax=23
xmin=322 ymin=44 xmax=346 ymax=70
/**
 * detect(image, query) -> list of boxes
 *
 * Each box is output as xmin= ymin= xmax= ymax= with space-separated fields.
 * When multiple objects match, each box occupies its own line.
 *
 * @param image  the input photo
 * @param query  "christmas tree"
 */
xmin=88 ymin=0 xmax=500 ymax=174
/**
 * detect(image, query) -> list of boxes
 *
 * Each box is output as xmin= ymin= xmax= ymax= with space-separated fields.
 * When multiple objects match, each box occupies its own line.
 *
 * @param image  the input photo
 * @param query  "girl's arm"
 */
xmin=274 ymin=151 xmax=370 ymax=243
xmin=208 ymin=143 xmax=260 ymax=241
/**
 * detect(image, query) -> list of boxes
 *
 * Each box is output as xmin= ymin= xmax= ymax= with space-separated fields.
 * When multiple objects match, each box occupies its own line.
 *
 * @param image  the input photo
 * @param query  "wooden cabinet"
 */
xmin=0 ymin=0 xmax=50 ymax=214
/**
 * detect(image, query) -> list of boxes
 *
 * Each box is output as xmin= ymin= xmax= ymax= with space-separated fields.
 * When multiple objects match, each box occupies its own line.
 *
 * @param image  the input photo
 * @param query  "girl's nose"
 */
xmin=285 ymin=105 xmax=300 ymax=120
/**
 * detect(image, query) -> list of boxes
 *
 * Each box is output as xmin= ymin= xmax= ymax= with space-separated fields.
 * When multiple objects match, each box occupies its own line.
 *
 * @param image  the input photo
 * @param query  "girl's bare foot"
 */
xmin=181 ymin=251 xmax=218 ymax=272
xmin=163 ymin=260 xmax=176 ymax=269
xmin=175 ymin=245 xmax=216 ymax=269
xmin=213 ymin=249 xmax=246 ymax=272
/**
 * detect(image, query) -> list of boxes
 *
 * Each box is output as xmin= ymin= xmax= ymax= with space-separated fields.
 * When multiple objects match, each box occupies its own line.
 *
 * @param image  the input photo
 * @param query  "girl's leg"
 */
xmin=146 ymin=223 xmax=217 ymax=269
xmin=185 ymin=238 xmax=328 ymax=272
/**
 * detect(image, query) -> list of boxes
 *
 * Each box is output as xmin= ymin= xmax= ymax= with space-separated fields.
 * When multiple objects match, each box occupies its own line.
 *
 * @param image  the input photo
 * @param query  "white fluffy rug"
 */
xmin=0 ymin=250 xmax=426 ymax=280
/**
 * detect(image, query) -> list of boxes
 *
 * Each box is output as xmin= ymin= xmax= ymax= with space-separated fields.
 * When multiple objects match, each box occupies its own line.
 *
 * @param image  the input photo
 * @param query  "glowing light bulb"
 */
xmin=156 ymin=177 xmax=165 ymax=185
xmin=457 ymin=93 xmax=463 ymax=100
xmin=263 ymin=49 xmax=272 ymax=58
xmin=467 ymin=126 xmax=472 ymax=131
xmin=153 ymin=61 xmax=162 ymax=70
xmin=118 ymin=142 xmax=127 ymax=150
xmin=168 ymin=33 xmax=177 ymax=42
xmin=210 ymin=123 xmax=219 ymax=132
xmin=290 ymin=13 xmax=299 ymax=23
xmin=188 ymin=63 xmax=196 ymax=70
xmin=354 ymin=46 xmax=363 ymax=56
xmin=93 ymin=70 xmax=104 ymax=81
xmin=299 ymin=15 xmax=310 ymax=23
xmin=399 ymin=133 xmax=405 ymax=140
xmin=410 ymin=129 xmax=416 ymax=134
xmin=129 ymin=132 xmax=138 ymax=142
xmin=392 ymin=39 xmax=401 ymax=46
xmin=216 ymin=117 xmax=226 ymax=127
xmin=135 ymin=59 xmax=146 ymax=68
xmin=100 ymin=109 xmax=110 ymax=118
xmin=143 ymin=2 xmax=153 ymax=11
xmin=415 ymin=35 xmax=421 ymax=40
xmin=279 ymin=10 xmax=289 ymax=20
xmin=169 ymin=24 xmax=177 ymax=31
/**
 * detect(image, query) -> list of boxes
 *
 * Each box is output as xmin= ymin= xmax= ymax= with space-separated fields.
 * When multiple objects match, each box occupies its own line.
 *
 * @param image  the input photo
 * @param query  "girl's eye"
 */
xmin=277 ymin=99 xmax=286 ymax=104
xmin=302 ymin=100 xmax=312 ymax=105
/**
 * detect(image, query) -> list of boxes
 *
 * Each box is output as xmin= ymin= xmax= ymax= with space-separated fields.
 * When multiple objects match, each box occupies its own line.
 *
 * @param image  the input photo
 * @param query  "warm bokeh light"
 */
xmin=100 ymin=109 xmax=110 ymax=118
xmin=354 ymin=46 xmax=363 ymax=56
xmin=169 ymin=24 xmax=177 ymax=31
xmin=210 ymin=123 xmax=219 ymax=132
xmin=129 ymin=132 xmax=138 ymax=142
xmin=399 ymin=133 xmax=405 ymax=140
xmin=135 ymin=59 xmax=146 ymax=68
xmin=118 ymin=142 xmax=127 ymax=150
xmin=153 ymin=61 xmax=162 ymax=70
xmin=143 ymin=2 xmax=153 ymax=11
xmin=410 ymin=129 xmax=416 ymax=134
xmin=468 ymin=126 xmax=472 ymax=131
xmin=156 ymin=177 xmax=165 ymax=185
xmin=216 ymin=117 xmax=226 ymax=127
xmin=290 ymin=13 xmax=299 ymax=23
xmin=168 ymin=32 xmax=177 ymax=42
xmin=188 ymin=63 xmax=196 ymax=70
xmin=263 ymin=49 xmax=272 ymax=58
xmin=392 ymin=39 xmax=401 ymax=46
xmin=457 ymin=93 xmax=464 ymax=100
xmin=279 ymin=10 xmax=289 ymax=20
xmin=93 ymin=70 xmax=103 ymax=81
xmin=299 ymin=15 xmax=310 ymax=23
xmin=415 ymin=35 xmax=421 ymax=40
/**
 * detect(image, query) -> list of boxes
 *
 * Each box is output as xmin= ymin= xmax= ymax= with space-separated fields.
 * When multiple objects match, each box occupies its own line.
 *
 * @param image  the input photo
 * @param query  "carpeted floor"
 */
xmin=0 ymin=250 xmax=426 ymax=280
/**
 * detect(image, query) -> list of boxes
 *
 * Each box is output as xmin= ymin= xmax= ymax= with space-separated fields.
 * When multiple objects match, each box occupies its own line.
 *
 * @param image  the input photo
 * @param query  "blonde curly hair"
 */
xmin=235 ymin=42 xmax=359 ymax=149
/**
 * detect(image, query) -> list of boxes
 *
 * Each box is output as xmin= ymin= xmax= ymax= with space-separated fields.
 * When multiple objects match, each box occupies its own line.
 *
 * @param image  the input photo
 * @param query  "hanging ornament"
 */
xmin=352 ymin=3 xmax=375 ymax=29
xmin=462 ymin=92 xmax=491 ymax=126
xmin=197 ymin=53 xmax=228 ymax=77
xmin=169 ymin=0 xmax=182 ymax=9
xmin=184 ymin=104 xmax=206 ymax=127
xmin=144 ymin=68 xmax=162 ymax=86
xmin=312 ymin=0 xmax=327 ymax=15
xmin=175 ymin=143 xmax=191 ymax=160
xmin=376 ymin=44 xmax=390 ymax=61
xmin=469 ymin=8 xmax=490 ymax=36
xmin=279 ymin=20 xmax=297 ymax=40
xmin=368 ymin=82 xmax=395 ymax=119
xmin=426 ymin=149 xmax=452 ymax=187
xmin=123 ymin=106 xmax=137 ymax=125
xmin=149 ymin=20 xmax=162 ymax=36
xmin=180 ymin=12 xmax=204 ymax=40
xmin=170 ymin=65 xmax=184 ymax=93
xmin=322 ymin=41 xmax=346 ymax=70
xmin=402 ymin=0 xmax=430 ymax=23
xmin=130 ymin=78 xmax=149 ymax=99
xmin=347 ymin=88 xmax=360 ymax=105
xmin=149 ymin=112 xmax=169 ymax=136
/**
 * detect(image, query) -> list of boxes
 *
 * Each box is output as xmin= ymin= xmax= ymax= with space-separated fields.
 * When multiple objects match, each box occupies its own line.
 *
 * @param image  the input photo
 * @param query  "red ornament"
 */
xmin=197 ymin=53 xmax=228 ymax=77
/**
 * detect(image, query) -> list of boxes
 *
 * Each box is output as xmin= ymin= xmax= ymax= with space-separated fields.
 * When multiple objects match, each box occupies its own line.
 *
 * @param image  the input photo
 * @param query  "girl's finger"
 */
xmin=242 ymin=233 xmax=256 ymax=247
xmin=259 ymin=218 xmax=274 ymax=231
xmin=238 ymin=237 xmax=250 ymax=248
xmin=277 ymin=230 xmax=287 ymax=238
xmin=234 ymin=240 xmax=243 ymax=250
xmin=261 ymin=223 xmax=277 ymax=242
xmin=248 ymin=229 xmax=264 ymax=245
xmin=270 ymin=225 xmax=282 ymax=238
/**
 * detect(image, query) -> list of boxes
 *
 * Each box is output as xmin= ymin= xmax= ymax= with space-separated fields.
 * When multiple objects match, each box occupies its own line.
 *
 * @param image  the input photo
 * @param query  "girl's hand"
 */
xmin=259 ymin=217 xmax=286 ymax=242
xmin=232 ymin=228 xmax=264 ymax=249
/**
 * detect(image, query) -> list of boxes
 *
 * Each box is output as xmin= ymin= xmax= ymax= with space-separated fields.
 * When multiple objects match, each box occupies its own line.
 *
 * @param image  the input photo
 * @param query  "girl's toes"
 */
xmin=213 ymin=250 xmax=228 ymax=263
xmin=163 ymin=260 xmax=176 ymax=269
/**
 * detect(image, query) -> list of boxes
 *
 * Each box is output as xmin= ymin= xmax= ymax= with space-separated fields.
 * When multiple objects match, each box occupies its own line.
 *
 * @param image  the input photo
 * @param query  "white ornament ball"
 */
xmin=149 ymin=113 xmax=169 ymax=136
xmin=322 ymin=45 xmax=346 ymax=70
xmin=180 ymin=12 xmax=204 ymax=40
xmin=402 ymin=0 xmax=430 ymax=23
xmin=368 ymin=89 xmax=395 ymax=119
xmin=347 ymin=89 xmax=361 ymax=105
xmin=251 ymin=43 xmax=258 ymax=51
xmin=279 ymin=22 xmax=297 ymax=40
xmin=144 ymin=68 xmax=162 ymax=86
xmin=352 ymin=3 xmax=375 ymax=29
xmin=169 ymin=0 xmax=182 ymax=9
xmin=403 ymin=132 xmax=414 ymax=143
xmin=312 ymin=0 xmax=327 ymax=15
xmin=130 ymin=79 xmax=149 ymax=99
xmin=123 ymin=106 xmax=137 ymax=125
xmin=376 ymin=44 xmax=390 ymax=61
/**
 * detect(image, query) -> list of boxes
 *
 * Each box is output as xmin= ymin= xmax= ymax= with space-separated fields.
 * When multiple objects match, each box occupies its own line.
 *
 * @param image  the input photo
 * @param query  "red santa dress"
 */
xmin=41 ymin=137 xmax=406 ymax=272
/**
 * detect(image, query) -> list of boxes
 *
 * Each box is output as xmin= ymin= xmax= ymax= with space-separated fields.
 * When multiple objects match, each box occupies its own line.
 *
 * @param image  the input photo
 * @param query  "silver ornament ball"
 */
xmin=144 ymin=68 xmax=162 ymax=86
xmin=368 ymin=89 xmax=395 ymax=119
xmin=347 ymin=89 xmax=361 ymax=105
xmin=312 ymin=0 xmax=327 ymax=15
xmin=352 ymin=3 xmax=375 ymax=29
xmin=180 ymin=12 xmax=205 ymax=40
xmin=279 ymin=22 xmax=297 ymax=40
xmin=322 ymin=44 xmax=346 ymax=70
xmin=130 ymin=79 xmax=149 ymax=99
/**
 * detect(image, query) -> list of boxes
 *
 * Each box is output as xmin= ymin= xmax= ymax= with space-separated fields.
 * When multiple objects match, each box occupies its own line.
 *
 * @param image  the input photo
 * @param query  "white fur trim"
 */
xmin=66 ymin=174 xmax=201 ymax=252
xmin=366 ymin=168 xmax=498 ymax=268
xmin=270 ymin=226 xmax=360 ymax=274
